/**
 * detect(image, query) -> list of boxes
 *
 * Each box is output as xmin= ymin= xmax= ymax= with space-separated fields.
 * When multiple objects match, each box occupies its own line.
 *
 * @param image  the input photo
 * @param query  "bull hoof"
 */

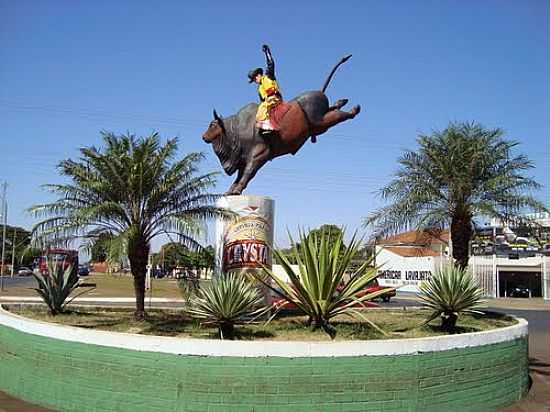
xmin=225 ymin=187 xmax=243 ymax=196
xmin=329 ymin=99 xmax=348 ymax=111
xmin=340 ymin=98 xmax=349 ymax=107
xmin=351 ymin=105 xmax=361 ymax=117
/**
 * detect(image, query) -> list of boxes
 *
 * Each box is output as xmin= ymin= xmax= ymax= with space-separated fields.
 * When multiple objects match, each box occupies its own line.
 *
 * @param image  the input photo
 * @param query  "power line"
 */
xmin=0 ymin=100 xmax=464 ymax=151
xmin=3 ymin=102 xmax=550 ymax=165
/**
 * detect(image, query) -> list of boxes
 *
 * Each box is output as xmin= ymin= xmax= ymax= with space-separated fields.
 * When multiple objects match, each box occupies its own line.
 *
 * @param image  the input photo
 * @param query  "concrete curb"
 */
xmin=0 ymin=305 xmax=528 ymax=358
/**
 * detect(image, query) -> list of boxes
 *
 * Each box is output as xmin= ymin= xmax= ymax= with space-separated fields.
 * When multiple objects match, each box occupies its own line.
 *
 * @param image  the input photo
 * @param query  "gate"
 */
xmin=544 ymin=256 xmax=550 ymax=300
xmin=470 ymin=255 xmax=496 ymax=298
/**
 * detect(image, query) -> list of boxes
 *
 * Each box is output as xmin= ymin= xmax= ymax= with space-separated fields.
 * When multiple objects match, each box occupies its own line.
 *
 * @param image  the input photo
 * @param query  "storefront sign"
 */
xmin=378 ymin=269 xmax=433 ymax=283
xmin=404 ymin=270 xmax=432 ymax=281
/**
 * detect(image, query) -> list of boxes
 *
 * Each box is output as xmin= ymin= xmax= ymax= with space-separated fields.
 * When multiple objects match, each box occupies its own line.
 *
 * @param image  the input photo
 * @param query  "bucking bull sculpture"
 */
xmin=202 ymin=55 xmax=360 ymax=195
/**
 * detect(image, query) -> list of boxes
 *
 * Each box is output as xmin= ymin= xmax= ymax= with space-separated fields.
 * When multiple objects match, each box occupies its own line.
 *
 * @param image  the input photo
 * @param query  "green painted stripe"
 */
xmin=0 ymin=324 xmax=528 ymax=412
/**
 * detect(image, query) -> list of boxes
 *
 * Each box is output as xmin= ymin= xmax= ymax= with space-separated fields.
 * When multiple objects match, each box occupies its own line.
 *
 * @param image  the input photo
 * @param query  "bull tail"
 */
xmin=321 ymin=54 xmax=352 ymax=93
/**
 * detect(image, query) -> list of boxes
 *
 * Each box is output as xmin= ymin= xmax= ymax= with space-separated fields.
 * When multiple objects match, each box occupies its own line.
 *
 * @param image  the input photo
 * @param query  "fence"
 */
xmin=470 ymin=255 xmax=497 ymax=298
xmin=544 ymin=256 xmax=550 ymax=300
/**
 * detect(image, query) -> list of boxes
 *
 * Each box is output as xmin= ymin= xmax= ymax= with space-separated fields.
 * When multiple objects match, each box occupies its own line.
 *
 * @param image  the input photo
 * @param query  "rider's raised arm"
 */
xmin=262 ymin=44 xmax=276 ymax=80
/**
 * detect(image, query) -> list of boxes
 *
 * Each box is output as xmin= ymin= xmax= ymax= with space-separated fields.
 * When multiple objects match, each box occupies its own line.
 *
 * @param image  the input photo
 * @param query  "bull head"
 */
xmin=202 ymin=109 xmax=226 ymax=143
xmin=213 ymin=109 xmax=226 ymax=134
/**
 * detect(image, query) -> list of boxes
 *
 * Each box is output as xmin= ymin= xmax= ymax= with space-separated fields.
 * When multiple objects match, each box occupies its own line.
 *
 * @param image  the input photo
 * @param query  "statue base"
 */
xmin=214 ymin=195 xmax=275 ymax=278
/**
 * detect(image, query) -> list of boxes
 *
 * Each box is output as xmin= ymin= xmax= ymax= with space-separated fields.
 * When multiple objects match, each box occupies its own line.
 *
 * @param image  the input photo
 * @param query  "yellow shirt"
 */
xmin=258 ymin=76 xmax=280 ymax=101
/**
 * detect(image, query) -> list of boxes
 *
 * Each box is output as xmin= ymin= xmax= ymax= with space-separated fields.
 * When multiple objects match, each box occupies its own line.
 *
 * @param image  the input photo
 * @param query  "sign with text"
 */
xmin=217 ymin=197 xmax=274 ymax=274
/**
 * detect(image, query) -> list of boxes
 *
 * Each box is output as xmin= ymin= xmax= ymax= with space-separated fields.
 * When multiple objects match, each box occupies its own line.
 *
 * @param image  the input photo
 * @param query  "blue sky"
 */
xmin=1 ymin=1 xmax=549 ymax=249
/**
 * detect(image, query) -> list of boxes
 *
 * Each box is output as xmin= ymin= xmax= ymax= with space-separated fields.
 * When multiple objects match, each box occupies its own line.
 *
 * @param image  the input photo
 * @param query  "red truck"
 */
xmin=39 ymin=249 xmax=79 ymax=277
xmin=271 ymin=279 xmax=396 ymax=311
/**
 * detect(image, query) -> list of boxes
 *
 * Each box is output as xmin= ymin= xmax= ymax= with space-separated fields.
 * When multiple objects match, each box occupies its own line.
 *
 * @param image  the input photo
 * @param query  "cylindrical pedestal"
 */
xmin=214 ymin=195 xmax=275 ymax=279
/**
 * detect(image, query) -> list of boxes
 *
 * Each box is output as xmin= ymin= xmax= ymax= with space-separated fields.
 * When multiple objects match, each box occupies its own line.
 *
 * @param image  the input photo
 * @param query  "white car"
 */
xmin=17 ymin=267 xmax=34 ymax=276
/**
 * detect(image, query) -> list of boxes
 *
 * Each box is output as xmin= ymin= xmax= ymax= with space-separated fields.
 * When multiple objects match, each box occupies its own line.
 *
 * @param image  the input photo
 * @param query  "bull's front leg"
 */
xmin=226 ymin=168 xmax=244 ymax=195
xmin=231 ymin=144 xmax=270 ymax=195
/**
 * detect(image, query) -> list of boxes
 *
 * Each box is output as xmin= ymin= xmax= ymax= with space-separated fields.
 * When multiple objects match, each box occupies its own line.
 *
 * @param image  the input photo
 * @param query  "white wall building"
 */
xmin=376 ymin=230 xmax=550 ymax=300
xmin=375 ymin=230 xmax=449 ymax=293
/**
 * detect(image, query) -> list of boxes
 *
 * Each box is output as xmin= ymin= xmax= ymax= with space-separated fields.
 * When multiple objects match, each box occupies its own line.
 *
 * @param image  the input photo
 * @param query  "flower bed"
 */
xmin=0 ymin=305 xmax=528 ymax=411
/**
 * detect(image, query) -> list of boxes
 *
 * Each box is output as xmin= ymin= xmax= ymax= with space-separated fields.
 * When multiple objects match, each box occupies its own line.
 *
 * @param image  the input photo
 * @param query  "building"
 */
xmin=376 ymin=230 xmax=449 ymax=292
xmin=376 ymin=229 xmax=550 ymax=299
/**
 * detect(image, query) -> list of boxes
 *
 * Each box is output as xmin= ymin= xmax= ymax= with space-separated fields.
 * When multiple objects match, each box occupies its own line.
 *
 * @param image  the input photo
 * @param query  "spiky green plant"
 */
xmin=259 ymin=228 xmax=393 ymax=339
xmin=419 ymin=265 xmax=485 ymax=332
xmin=32 ymin=261 xmax=87 ymax=316
xmin=186 ymin=275 xmax=267 ymax=339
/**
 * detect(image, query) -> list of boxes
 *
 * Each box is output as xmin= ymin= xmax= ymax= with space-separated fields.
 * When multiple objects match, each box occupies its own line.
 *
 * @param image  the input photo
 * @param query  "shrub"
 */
xmin=419 ymin=265 xmax=485 ymax=332
xmin=32 ymin=261 xmax=88 ymax=315
xmin=186 ymin=275 xmax=267 ymax=339
xmin=259 ymin=228 xmax=393 ymax=338
xmin=177 ymin=277 xmax=200 ymax=301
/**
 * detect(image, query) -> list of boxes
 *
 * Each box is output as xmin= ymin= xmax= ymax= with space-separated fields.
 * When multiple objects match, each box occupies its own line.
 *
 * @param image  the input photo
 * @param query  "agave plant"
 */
xmin=186 ymin=275 xmax=268 ymax=339
xmin=419 ymin=265 xmax=485 ymax=332
xmin=260 ymin=228 xmax=393 ymax=338
xmin=32 ymin=261 xmax=89 ymax=316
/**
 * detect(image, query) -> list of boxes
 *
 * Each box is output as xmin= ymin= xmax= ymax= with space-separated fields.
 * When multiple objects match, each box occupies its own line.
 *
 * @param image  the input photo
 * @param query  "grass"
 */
xmin=6 ymin=305 xmax=516 ymax=341
xmin=0 ymin=273 xmax=184 ymax=299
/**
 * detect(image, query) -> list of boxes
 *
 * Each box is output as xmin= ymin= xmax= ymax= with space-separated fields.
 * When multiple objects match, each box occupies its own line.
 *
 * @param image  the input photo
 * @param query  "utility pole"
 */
xmin=11 ymin=227 xmax=17 ymax=277
xmin=0 ymin=182 xmax=7 ymax=290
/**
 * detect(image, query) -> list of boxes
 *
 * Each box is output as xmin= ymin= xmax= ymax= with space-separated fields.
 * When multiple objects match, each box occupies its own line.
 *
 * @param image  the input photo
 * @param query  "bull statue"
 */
xmin=202 ymin=54 xmax=360 ymax=195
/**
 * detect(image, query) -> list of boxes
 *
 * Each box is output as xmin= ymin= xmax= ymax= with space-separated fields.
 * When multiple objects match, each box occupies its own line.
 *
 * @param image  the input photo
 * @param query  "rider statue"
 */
xmin=248 ymin=44 xmax=283 ymax=137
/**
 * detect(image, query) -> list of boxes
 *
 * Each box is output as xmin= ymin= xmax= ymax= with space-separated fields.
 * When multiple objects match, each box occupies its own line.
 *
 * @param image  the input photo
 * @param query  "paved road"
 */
xmin=390 ymin=296 xmax=550 ymax=411
xmin=0 ymin=276 xmax=36 ymax=288
xmin=0 ymin=391 xmax=52 ymax=412
xmin=497 ymin=308 xmax=550 ymax=412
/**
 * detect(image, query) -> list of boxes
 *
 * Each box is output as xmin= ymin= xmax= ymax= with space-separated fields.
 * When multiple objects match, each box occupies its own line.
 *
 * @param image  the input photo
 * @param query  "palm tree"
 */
xmin=30 ymin=132 xmax=227 ymax=319
xmin=365 ymin=122 xmax=547 ymax=269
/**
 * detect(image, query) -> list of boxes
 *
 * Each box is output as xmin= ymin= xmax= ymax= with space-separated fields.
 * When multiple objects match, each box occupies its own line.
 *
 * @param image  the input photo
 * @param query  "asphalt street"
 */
xmin=0 ymin=276 xmax=35 ymax=288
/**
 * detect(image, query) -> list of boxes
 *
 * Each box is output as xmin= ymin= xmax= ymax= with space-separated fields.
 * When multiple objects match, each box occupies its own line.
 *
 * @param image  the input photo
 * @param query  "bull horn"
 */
xmin=213 ymin=109 xmax=226 ymax=133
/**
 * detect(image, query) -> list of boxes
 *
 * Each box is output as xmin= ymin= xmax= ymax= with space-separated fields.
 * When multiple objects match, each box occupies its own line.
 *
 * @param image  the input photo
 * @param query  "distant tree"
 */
xmin=349 ymin=244 xmax=375 ymax=272
xmin=274 ymin=225 xmax=348 ymax=265
xmin=155 ymin=242 xmax=215 ymax=276
xmin=274 ymin=246 xmax=299 ymax=265
xmin=90 ymin=233 xmax=111 ymax=262
xmin=365 ymin=122 xmax=547 ymax=269
xmin=30 ymin=132 xmax=228 ymax=319
xmin=196 ymin=245 xmax=215 ymax=276
xmin=0 ymin=225 xmax=40 ymax=268
xmin=156 ymin=242 xmax=191 ymax=269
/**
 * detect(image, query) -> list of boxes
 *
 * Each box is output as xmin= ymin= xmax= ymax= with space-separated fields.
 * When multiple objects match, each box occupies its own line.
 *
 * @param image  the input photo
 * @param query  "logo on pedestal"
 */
xmin=222 ymin=211 xmax=272 ymax=272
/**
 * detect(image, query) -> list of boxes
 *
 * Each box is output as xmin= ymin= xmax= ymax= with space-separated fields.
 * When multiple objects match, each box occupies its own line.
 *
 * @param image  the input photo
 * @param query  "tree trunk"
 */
xmin=441 ymin=312 xmax=458 ymax=332
xmin=451 ymin=213 xmax=473 ymax=270
xmin=219 ymin=322 xmax=235 ymax=340
xmin=310 ymin=317 xmax=336 ymax=339
xmin=128 ymin=236 xmax=150 ymax=320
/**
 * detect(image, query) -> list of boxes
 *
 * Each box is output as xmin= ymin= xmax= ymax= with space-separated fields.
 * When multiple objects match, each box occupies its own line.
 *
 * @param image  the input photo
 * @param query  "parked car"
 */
xmin=271 ymin=280 xmax=393 ymax=312
xmin=358 ymin=279 xmax=397 ymax=303
xmin=508 ymin=286 xmax=530 ymax=298
xmin=17 ymin=267 xmax=33 ymax=276
xmin=78 ymin=265 xmax=90 ymax=276
xmin=152 ymin=267 xmax=166 ymax=279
